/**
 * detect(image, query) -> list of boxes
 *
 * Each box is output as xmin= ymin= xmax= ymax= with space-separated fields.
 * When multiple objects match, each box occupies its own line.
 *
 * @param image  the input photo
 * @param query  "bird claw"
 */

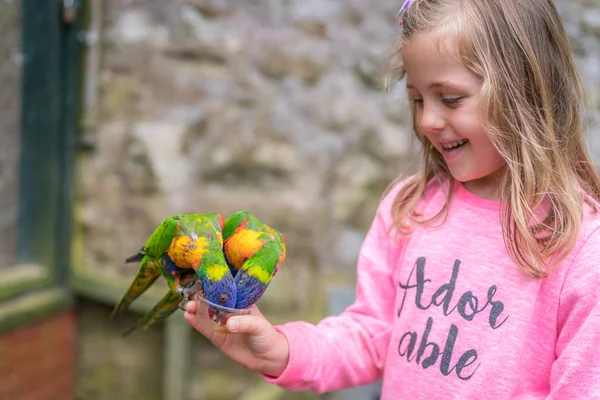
xmin=177 ymin=280 xmax=202 ymax=311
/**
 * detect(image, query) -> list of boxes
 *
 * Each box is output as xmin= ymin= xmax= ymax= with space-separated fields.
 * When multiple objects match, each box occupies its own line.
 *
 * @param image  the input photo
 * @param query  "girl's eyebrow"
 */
xmin=406 ymin=81 xmax=469 ymax=91
xmin=430 ymin=81 xmax=469 ymax=91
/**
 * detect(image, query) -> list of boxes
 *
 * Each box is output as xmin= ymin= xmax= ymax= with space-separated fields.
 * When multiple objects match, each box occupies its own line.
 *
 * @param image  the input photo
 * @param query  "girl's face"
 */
xmin=402 ymin=33 xmax=506 ymax=200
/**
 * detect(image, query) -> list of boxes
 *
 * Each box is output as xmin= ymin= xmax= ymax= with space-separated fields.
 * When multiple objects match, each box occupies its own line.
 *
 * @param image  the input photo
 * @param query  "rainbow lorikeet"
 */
xmin=111 ymin=213 xmax=237 ymax=333
xmin=223 ymin=211 xmax=287 ymax=309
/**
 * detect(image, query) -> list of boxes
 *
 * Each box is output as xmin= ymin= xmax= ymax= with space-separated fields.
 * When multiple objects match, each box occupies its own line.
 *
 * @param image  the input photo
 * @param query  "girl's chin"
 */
xmin=447 ymin=169 xmax=475 ymax=183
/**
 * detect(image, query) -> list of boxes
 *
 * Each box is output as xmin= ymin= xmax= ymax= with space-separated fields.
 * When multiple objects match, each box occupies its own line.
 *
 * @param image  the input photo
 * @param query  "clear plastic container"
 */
xmin=194 ymin=294 xmax=252 ymax=333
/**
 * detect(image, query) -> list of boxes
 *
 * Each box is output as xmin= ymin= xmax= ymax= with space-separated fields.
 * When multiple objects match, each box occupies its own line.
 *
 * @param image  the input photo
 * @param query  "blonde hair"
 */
xmin=389 ymin=0 xmax=600 ymax=278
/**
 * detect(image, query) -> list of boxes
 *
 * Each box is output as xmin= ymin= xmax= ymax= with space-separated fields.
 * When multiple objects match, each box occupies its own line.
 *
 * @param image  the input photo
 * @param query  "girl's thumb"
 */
xmin=226 ymin=314 xmax=271 ymax=336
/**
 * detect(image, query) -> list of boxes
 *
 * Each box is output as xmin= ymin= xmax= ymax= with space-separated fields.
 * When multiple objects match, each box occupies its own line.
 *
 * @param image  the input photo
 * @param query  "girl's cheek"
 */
xmin=415 ymin=111 xmax=425 ymax=134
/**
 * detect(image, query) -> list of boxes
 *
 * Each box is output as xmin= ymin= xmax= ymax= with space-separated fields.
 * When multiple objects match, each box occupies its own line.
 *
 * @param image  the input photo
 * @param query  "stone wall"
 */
xmin=74 ymin=0 xmax=600 ymax=399
xmin=558 ymin=0 xmax=600 ymax=159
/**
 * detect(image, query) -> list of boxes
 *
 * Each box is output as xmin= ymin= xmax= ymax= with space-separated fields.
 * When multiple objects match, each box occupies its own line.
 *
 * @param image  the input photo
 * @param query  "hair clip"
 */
xmin=398 ymin=0 xmax=414 ymax=26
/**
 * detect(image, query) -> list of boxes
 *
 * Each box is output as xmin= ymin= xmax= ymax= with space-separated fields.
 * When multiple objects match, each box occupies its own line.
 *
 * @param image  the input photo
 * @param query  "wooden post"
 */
xmin=163 ymin=311 xmax=192 ymax=399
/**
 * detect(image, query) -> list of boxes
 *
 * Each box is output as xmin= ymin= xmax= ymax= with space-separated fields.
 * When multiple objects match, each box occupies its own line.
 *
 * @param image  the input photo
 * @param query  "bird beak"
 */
xmin=208 ymin=307 xmax=231 ymax=326
xmin=218 ymin=313 xmax=230 ymax=325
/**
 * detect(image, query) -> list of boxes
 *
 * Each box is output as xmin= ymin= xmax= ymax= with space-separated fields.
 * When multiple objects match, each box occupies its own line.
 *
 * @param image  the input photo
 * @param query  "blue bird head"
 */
xmin=234 ymin=269 xmax=268 ymax=309
xmin=202 ymin=272 xmax=237 ymax=309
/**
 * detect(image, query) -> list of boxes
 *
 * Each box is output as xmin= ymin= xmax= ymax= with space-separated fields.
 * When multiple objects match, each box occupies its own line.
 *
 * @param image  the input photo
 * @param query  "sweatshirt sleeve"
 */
xmin=549 ymin=227 xmax=600 ymax=398
xmin=263 ymin=187 xmax=403 ymax=393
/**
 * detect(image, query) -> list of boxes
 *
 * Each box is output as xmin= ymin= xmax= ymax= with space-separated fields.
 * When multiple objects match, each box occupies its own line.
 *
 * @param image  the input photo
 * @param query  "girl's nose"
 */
xmin=419 ymin=103 xmax=445 ymax=134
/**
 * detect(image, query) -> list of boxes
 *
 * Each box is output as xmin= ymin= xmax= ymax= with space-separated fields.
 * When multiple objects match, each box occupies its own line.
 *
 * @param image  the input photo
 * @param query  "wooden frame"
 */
xmin=0 ymin=0 xmax=82 ymax=333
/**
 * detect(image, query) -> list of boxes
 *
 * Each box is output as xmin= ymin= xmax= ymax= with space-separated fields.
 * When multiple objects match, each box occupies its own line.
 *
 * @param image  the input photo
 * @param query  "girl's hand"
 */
xmin=184 ymin=301 xmax=290 ymax=377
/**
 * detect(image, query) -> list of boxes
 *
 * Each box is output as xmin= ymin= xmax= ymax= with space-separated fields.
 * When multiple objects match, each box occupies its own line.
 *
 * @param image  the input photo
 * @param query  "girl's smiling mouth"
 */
xmin=441 ymin=139 xmax=469 ymax=150
xmin=439 ymin=139 xmax=470 ymax=161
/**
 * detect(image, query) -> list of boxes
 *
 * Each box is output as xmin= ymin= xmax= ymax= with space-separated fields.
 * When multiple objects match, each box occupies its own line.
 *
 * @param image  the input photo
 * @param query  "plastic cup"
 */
xmin=194 ymin=294 xmax=252 ymax=333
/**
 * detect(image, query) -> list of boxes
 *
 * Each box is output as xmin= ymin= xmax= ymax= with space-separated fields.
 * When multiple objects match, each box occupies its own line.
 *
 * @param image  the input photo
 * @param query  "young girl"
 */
xmin=185 ymin=0 xmax=600 ymax=398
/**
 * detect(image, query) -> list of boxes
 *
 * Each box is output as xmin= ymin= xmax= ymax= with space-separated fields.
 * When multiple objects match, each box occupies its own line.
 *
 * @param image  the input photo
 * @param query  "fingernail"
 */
xmin=228 ymin=319 xmax=239 ymax=332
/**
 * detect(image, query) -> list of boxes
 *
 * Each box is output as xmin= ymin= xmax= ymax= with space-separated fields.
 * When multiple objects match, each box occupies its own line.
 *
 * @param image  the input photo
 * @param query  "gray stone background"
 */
xmin=73 ymin=0 xmax=600 ymax=399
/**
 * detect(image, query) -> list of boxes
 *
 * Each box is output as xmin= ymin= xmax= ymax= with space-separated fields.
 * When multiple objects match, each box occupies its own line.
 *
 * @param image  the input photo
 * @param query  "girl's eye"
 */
xmin=442 ymin=97 xmax=463 ymax=107
xmin=411 ymin=98 xmax=423 ymax=105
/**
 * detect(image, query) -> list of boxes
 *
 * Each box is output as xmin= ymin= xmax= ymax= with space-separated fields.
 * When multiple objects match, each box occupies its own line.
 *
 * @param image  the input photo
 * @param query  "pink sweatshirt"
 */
xmin=265 ymin=179 xmax=600 ymax=399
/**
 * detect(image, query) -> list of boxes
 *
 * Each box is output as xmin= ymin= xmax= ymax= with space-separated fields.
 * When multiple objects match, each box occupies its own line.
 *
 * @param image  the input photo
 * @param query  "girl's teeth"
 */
xmin=442 ymin=139 xmax=467 ymax=150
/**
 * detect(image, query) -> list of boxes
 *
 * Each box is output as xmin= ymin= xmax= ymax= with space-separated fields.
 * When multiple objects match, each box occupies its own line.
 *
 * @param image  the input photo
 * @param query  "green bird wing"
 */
xmin=110 ymin=255 xmax=161 ymax=318
xmin=143 ymin=215 xmax=181 ymax=258
xmin=122 ymin=270 xmax=198 ymax=335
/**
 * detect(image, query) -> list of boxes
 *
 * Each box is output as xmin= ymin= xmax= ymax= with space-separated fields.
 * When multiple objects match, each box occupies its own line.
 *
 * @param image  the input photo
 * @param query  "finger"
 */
xmin=248 ymin=305 xmax=264 ymax=318
xmin=183 ymin=304 xmax=209 ymax=334
xmin=185 ymin=300 xmax=198 ymax=314
xmin=183 ymin=310 xmax=200 ymax=330
xmin=226 ymin=314 xmax=272 ymax=336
